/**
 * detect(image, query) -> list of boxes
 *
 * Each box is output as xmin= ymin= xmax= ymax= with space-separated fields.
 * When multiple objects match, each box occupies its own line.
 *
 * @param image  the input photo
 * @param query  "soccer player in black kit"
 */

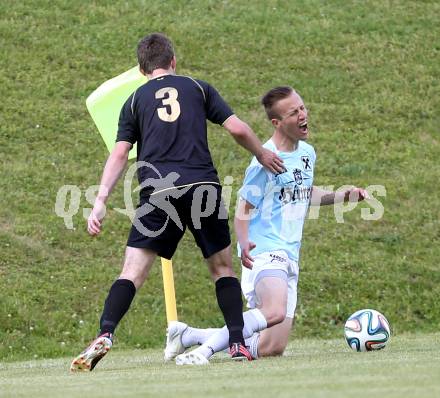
xmin=70 ymin=33 xmax=284 ymax=371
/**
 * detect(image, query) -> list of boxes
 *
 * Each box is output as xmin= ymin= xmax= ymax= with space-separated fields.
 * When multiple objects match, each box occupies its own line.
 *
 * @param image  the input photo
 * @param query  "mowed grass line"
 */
xmin=1 ymin=333 xmax=439 ymax=398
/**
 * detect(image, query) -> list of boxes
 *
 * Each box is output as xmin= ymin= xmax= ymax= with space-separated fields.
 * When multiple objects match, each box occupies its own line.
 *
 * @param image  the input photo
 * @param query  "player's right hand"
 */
xmin=240 ymin=241 xmax=256 ymax=269
xmin=257 ymin=148 xmax=285 ymax=174
xmin=87 ymin=200 xmax=106 ymax=236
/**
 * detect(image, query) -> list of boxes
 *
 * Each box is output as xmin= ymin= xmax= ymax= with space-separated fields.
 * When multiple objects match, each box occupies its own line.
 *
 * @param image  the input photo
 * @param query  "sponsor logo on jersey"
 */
xmin=270 ymin=253 xmax=287 ymax=263
xmin=301 ymin=156 xmax=312 ymax=170
xmin=279 ymin=185 xmax=312 ymax=205
xmin=293 ymin=168 xmax=303 ymax=185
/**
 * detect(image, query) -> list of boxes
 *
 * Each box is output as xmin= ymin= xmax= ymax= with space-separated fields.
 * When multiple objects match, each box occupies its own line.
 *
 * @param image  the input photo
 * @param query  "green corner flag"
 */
xmin=86 ymin=65 xmax=148 ymax=159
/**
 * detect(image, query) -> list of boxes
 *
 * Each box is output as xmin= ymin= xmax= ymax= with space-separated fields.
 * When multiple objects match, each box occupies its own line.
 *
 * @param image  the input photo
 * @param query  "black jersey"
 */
xmin=116 ymin=74 xmax=233 ymax=196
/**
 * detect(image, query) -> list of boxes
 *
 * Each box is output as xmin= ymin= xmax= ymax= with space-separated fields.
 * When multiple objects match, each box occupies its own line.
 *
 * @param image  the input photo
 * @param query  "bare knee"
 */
xmin=263 ymin=308 xmax=287 ymax=327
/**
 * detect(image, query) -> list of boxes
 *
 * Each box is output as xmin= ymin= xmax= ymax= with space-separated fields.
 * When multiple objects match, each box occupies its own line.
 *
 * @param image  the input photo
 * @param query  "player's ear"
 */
xmin=271 ymin=118 xmax=280 ymax=128
xmin=139 ymin=66 xmax=147 ymax=76
xmin=170 ymin=56 xmax=177 ymax=71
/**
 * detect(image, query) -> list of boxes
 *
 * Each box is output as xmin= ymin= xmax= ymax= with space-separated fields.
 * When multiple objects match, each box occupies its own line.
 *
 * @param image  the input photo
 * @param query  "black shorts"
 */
xmin=126 ymin=183 xmax=231 ymax=259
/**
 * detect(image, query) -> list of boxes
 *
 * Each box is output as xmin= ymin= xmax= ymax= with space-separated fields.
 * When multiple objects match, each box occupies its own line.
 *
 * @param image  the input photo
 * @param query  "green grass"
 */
xmin=1 ymin=0 xmax=439 ymax=361
xmin=1 ymin=333 xmax=439 ymax=398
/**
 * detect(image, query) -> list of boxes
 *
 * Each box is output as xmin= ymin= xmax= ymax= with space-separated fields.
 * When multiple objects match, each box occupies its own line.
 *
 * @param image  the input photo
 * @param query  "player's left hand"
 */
xmin=344 ymin=187 xmax=369 ymax=202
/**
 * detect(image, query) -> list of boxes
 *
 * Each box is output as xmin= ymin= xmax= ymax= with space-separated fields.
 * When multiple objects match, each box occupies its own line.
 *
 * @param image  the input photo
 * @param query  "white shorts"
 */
xmin=241 ymin=250 xmax=299 ymax=318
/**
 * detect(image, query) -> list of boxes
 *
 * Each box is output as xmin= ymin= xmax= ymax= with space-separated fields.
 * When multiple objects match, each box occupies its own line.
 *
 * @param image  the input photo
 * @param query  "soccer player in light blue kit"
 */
xmin=165 ymin=87 xmax=368 ymax=363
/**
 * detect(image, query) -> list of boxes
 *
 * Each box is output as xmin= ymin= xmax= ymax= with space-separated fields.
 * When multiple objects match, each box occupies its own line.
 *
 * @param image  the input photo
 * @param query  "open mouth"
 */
xmin=299 ymin=121 xmax=308 ymax=133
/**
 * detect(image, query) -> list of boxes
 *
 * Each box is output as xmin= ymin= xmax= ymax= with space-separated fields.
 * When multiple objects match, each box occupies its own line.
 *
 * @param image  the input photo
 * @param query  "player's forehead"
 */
xmin=275 ymin=92 xmax=304 ymax=115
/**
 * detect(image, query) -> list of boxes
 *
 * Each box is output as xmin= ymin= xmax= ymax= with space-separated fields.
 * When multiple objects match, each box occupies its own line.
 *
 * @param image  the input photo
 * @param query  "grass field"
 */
xmin=1 ymin=0 xmax=439 ymax=362
xmin=1 ymin=333 xmax=439 ymax=398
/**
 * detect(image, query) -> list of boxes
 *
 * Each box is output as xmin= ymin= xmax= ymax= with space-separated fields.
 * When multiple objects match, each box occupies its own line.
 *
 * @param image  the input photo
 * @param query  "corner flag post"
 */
xmin=161 ymin=258 xmax=178 ymax=323
xmin=86 ymin=65 xmax=178 ymax=324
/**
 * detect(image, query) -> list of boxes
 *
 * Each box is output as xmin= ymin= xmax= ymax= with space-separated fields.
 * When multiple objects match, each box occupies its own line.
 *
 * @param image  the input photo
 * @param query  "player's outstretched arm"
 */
xmin=223 ymin=115 xmax=284 ymax=174
xmin=87 ymin=141 xmax=131 ymax=236
xmin=310 ymin=186 xmax=369 ymax=206
xmin=234 ymin=198 xmax=256 ymax=269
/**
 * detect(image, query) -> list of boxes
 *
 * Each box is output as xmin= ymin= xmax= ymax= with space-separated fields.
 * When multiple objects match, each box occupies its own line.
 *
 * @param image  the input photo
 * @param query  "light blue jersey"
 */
xmin=238 ymin=139 xmax=316 ymax=263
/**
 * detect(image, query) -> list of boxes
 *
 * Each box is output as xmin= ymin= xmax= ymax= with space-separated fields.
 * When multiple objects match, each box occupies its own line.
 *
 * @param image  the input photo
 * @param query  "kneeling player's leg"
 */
xmin=252 ymin=267 xmax=298 ymax=358
xmin=176 ymin=307 xmax=268 ymax=362
xmin=254 ymin=275 xmax=288 ymax=327
xmin=257 ymin=317 xmax=293 ymax=357
xmin=243 ymin=272 xmax=289 ymax=359
xmin=100 ymin=246 xmax=156 ymax=335
xmin=179 ymin=269 xmax=288 ymax=362
xmin=178 ymin=273 xmax=285 ymax=362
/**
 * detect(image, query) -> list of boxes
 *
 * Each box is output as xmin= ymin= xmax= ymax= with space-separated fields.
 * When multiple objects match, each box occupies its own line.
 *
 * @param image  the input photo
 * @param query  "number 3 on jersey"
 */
xmin=155 ymin=87 xmax=181 ymax=122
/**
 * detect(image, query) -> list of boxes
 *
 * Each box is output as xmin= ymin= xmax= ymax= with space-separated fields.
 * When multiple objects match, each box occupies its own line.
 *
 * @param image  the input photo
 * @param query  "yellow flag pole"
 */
xmin=160 ymin=258 xmax=178 ymax=323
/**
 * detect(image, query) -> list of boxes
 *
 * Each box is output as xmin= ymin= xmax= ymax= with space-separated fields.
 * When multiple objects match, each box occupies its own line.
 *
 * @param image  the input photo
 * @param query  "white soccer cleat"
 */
xmin=175 ymin=351 xmax=209 ymax=366
xmin=164 ymin=321 xmax=188 ymax=361
xmin=70 ymin=333 xmax=113 ymax=372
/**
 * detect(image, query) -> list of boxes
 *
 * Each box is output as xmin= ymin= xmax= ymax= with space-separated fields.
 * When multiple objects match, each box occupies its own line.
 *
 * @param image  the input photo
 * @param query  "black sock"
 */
xmin=215 ymin=276 xmax=245 ymax=346
xmin=99 ymin=279 xmax=136 ymax=335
